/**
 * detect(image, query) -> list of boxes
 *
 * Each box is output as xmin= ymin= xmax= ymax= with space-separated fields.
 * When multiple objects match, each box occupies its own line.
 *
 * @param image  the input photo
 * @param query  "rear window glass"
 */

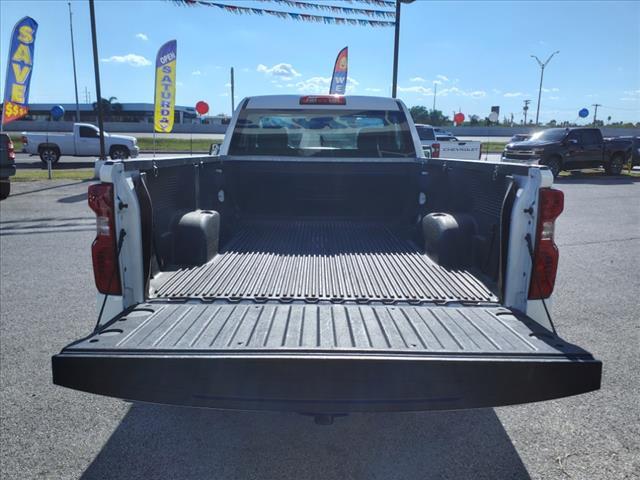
xmin=228 ymin=108 xmax=416 ymax=158
xmin=416 ymin=126 xmax=435 ymax=141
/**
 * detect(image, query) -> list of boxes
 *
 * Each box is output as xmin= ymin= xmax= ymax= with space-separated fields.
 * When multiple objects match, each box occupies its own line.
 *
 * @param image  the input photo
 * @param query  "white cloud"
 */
xmin=623 ymin=89 xmax=640 ymax=96
xmin=398 ymin=85 xmax=433 ymax=95
xmin=492 ymin=89 xmax=502 ymax=94
xmin=257 ymin=63 xmax=301 ymax=80
xmin=542 ymin=87 xmax=560 ymax=93
xmin=548 ymin=96 xmax=560 ymax=100
xmin=410 ymin=77 xmax=426 ymax=83
xmin=365 ymin=87 xmax=382 ymax=92
xmin=192 ymin=70 xmax=202 ymax=76
xmin=504 ymin=92 xmax=524 ymax=97
xmin=135 ymin=33 xmax=148 ymax=41
xmin=224 ymin=82 xmax=231 ymax=87
xmin=436 ymin=74 xmax=449 ymax=82
xmin=295 ymin=76 xmax=331 ymax=93
xmin=101 ymin=54 xmax=151 ymax=67
xmin=293 ymin=76 xmax=357 ymax=94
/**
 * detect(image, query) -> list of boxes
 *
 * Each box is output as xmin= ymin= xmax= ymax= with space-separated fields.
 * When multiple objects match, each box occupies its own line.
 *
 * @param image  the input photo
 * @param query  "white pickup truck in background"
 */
xmin=415 ymin=124 xmax=481 ymax=160
xmin=22 ymin=123 xmax=139 ymax=164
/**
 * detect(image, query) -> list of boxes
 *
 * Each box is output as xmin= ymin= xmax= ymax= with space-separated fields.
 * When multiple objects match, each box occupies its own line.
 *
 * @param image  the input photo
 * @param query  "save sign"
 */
xmin=2 ymin=17 xmax=38 ymax=125
xmin=154 ymin=40 xmax=177 ymax=133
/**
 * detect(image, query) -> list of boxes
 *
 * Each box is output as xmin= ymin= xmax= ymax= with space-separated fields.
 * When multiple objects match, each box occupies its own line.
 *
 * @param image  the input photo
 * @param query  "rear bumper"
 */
xmin=52 ymin=349 xmax=601 ymax=413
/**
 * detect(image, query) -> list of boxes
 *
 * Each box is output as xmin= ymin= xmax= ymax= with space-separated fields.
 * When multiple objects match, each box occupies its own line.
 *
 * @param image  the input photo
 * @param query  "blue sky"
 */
xmin=1 ymin=0 xmax=639 ymax=122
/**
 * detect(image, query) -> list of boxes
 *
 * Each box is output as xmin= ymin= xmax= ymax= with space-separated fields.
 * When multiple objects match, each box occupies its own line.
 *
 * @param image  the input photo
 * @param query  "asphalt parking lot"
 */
xmin=1 ymin=174 xmax=638 ymax=479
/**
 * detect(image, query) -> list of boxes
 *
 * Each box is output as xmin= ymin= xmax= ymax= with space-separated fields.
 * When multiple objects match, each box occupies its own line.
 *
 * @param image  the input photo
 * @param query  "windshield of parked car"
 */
xmin=229 ymin=108 xmax=416 ymax=158
xmin=530 ymin=129 xmax=568 ymax=142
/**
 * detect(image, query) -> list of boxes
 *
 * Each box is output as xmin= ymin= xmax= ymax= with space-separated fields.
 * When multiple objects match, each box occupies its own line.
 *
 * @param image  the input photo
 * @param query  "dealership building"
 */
xmin=13 ymin=103 xmax=231 ymax=127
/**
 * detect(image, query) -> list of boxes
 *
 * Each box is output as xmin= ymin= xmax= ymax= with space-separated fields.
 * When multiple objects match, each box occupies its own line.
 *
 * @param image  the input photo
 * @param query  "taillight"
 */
xmin=88 ymin=183 xmax=121 ymax=295
xmin=431 ymin=143 xmax=440 ymax=158
xmin=528 ymin=188 xmax=564 ymax=299
xmin=8 ymin=140 xmax=15 ymax=160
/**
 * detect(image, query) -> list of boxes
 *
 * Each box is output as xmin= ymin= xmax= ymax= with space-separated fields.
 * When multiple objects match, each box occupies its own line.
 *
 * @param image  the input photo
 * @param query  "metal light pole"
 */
xmin=68 ymin=2 xmax=80 ymax=123
xmin=531 ymin=50 xmax=559 ymax=125
xmin=230 ymin=67 xmax=235 ymax=113
xmin=89 ymin=0 xmax=106 ymax=160
xmin=391 ymin=0 xmax=414 ymax=98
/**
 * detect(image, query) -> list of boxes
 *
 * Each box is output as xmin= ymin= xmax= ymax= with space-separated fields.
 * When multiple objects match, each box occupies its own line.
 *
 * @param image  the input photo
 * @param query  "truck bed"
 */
xmin=152 ymin=220 xmax=498 ymax=304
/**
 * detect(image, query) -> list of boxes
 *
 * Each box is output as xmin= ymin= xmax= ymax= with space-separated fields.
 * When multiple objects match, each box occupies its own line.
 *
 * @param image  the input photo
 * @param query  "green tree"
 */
xmin=92 ymin=96 xmax=122 ymax=121
xmin=409 ymin=106 xmax=451 ymax=126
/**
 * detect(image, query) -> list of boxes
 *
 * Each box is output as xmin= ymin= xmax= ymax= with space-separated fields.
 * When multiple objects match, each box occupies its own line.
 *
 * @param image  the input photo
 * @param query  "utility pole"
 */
xmin=68 ymin=2 xmax=81 ymax=123
xmin=230 ymin=67 xmax=235 ymax=113
xmin=432 ymin=82 xmax=437 ymax=111
xmin=523 ymin=99 xmax=531 ymax=125
xmin=391 ymin=0 xmax=415 ymax=98
xmin=89 ymin=0 xmax=106 ymax=160
xmin=531 ymin=50 xmax=559 ymax=125
xmin=592 ymin=104 xmax=602 ymax=126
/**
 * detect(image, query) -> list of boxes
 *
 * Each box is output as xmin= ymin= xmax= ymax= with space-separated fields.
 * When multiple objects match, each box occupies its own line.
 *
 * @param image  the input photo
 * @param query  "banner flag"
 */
xmin=329 ymin=47 xmax=348 ymax=95
xmin=172 ymin=1 xmax=395 ymax=27
xmin=2 ymin=16 xmax=38 ymax=125
xmin=154 ymin=40 xmax=177 ymax=133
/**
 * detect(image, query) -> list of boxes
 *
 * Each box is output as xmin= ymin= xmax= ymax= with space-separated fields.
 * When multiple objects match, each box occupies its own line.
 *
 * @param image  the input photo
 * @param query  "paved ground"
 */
xmin=1 ymin=175 xmax=638 ymax=479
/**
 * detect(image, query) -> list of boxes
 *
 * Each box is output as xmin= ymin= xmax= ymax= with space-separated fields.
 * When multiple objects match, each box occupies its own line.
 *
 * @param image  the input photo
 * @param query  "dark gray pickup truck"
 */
xmin=502 ymin=127 xmax=629 ymax=177
xmin=0 ymin=133 xmax=16 ymax=200
xmin=52 ymin=95 xmax=601 ymax=419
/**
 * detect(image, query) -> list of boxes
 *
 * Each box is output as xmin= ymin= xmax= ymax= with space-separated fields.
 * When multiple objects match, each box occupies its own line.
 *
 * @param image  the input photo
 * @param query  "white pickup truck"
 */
xmin=22 ymin=123 xmax=139 ymax=164
xmin=52 ymin=95 xmax=600 ymax=420
xmin=416 ymin=124 xmax=481 ymax=160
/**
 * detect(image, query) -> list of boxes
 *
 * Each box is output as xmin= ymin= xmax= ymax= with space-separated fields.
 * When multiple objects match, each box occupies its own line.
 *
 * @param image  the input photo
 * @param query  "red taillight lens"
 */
xmin=8 ymin=140 xmax=15 ymax=160
xmin=528 ymin=188 xmax=564 ymax=299
xmin=88 ymin=183 xmax=121 ymax=295
xmin=431 ymin=143 xmax=440 ymax=158
xmin=299 ymin=95 xmax=346 ymax=105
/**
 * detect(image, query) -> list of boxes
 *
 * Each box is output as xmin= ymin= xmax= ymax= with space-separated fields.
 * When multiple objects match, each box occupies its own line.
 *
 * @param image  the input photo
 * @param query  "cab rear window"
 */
xmin=229 ymin=109 xmax=416 ymax=158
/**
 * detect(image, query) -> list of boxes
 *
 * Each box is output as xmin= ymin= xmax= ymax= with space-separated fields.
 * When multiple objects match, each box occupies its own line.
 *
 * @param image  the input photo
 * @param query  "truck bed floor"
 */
xmin=153 ymin=221 xmax=497 ymax=304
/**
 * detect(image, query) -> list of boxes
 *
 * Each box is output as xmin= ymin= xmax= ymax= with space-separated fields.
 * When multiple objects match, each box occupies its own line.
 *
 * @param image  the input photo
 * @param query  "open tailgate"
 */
xmin=52 ymin=303 xmax=601 ymax=413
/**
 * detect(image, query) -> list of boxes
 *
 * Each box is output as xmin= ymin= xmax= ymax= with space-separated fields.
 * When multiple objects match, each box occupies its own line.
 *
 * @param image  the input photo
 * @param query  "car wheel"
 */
xmin=0 ymin=178 xmax=9 ymax=200
xmin=110 ymin=146 xmax=129 ymax=160
xmin=39 ymin=147 xmax=60 ymax=165
xmin=543 ymin=157 xmax=561 ymax=178
xmin=605 ymin=154 xmax=624 ymax=176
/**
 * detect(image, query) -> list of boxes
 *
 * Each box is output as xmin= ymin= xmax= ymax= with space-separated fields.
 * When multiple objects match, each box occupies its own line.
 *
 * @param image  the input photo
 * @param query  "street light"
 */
xmin=531 ymin=50 xmax=559 ymax=125
xmin=391 ymin=0 xmax=415 ymax=98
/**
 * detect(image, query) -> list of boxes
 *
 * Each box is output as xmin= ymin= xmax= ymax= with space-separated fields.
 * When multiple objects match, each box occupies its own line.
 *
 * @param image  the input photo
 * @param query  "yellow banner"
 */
xmin=153 ymin=40 xmax=177 ymax=133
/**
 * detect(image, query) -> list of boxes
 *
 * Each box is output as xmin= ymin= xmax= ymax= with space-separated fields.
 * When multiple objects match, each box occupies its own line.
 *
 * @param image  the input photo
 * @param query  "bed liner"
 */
xmin=152 ymin=220 xmax=498 ymax=304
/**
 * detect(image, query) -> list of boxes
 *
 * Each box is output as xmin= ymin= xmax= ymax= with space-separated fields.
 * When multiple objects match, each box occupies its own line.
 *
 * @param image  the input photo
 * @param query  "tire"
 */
xmin=542 ymin=156 xmax=562 ymax=179
xmin=39 ymin=147 xmax=60 ymax=165
xmin=605 ymin=154 xmax=624 ymax=176
xmin=110 ymin=146 xmax=129 ymax=160
xmin=0 ymin=178 xmax=9 ymax=200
